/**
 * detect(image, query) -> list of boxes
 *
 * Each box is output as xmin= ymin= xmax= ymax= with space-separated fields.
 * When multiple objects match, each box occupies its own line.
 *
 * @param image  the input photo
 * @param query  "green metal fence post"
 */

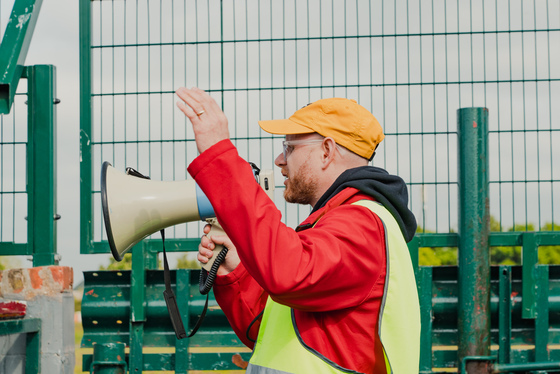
xmin=498 ymin=266 xmax=512 ymax=365
xmin=129 ymin=243 xmax=158 ymax=373
xmin=79 ymin=0 xmax=94 ymax=254
xmin=25 ymin=65 xmax=58 ymax=266
xmin=534 ymin=266 xmax=550 ymax=362
xmin=522 ymin=232 xmax=539 ymax=319
xmin=175 ymin=268 xmax=191 ymax=373
xmin=24 ymin=320 xmax=41 ymax=374
xmin=129 ymin=244 xmax=147 ymax=373
xmin=418 ymin=266 xmax=433 ymax=373
xmin=457 ymin=107 xmax=490 ymax=373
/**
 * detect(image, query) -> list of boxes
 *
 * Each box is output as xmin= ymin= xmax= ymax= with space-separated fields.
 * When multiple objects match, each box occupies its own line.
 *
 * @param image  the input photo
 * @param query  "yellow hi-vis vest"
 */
xmin=246 ymin=201 xmax=421 ymax=374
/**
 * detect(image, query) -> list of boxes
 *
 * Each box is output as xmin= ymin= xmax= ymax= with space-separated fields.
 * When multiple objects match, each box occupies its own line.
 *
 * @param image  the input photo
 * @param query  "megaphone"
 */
xmin=101 ymin=161 xmax=214 ymax=261
xmin=101 ymin=161 xmax=274 ymax=262
xmin=101 ymin=160 xmax=274 ymax=339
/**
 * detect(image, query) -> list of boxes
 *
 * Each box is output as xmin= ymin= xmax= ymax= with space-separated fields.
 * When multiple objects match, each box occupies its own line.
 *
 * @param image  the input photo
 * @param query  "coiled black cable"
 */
xmin=199 ymin=246 xmax=229 ymax=295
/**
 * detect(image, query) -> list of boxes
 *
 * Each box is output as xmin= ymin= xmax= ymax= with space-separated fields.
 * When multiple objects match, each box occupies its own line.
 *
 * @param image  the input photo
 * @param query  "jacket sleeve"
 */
xmin=188 ymin=140 xmax=386 ymax=312
xmin=212 ymin=262 xmax=268 ymax=348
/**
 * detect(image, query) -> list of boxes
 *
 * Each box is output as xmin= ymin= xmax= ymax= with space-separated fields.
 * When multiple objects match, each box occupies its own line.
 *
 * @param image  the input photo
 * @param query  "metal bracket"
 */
xmin=0 ymin=0 xmax=44 ymax=114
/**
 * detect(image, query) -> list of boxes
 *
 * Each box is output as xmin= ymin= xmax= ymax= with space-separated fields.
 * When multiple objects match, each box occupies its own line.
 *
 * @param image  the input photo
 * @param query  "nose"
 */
xmin=275 ymin=152 xmax=286 ymax=167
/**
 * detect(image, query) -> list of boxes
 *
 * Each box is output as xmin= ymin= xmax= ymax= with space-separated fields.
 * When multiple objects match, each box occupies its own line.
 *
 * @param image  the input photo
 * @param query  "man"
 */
xmin=176 ymin=87 xmax=420 ymax=374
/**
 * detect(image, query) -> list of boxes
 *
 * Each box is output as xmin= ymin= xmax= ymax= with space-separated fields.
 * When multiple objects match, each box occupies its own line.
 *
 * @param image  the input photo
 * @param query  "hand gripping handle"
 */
xmin=200 ymin=218 xmax=226 ymax=272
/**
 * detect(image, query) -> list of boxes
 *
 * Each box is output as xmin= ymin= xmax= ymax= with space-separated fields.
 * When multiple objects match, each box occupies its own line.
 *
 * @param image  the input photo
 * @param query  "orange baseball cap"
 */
xmin=258 ymin=98 xmax=384 ymax=160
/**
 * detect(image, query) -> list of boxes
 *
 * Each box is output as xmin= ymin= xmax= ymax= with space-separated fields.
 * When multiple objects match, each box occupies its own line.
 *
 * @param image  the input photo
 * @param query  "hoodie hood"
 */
xmin=312 ymin=166 xmax=417 ymax=242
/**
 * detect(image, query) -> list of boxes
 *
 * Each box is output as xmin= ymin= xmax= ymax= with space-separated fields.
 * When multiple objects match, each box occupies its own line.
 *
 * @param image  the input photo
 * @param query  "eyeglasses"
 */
xmin=282 ymin=139 xmax=324 ymax=160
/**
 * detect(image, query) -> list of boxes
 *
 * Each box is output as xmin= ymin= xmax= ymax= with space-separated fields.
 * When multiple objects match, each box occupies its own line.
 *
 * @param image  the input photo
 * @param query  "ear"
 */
xmin=320 ymin=137 xmax=337 ymax=169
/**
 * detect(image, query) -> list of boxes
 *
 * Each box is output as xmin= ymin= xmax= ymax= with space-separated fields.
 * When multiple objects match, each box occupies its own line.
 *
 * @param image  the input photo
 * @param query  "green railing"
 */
xmin=0 ymin=318 xmax=42 ymax=373
xmin=80 ymin=265 xmax=560 ymax=373
xmin=79 ymin=1 xmax=560 ymax=373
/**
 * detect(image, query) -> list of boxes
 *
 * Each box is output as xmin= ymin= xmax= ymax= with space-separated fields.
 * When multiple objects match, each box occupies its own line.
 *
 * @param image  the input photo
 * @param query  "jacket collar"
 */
xmin=295 ymin=187 xmax=373 ymax=232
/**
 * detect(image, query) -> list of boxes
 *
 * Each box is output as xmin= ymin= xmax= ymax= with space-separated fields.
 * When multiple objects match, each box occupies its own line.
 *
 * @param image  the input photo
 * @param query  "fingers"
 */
xmin=175 ymin=86 xmax=230 ymax=154
xmin=207 ymin=234 xmax=232 ymax=248
xmin=176 ymin=88 xmax=204 ymax=123
xmin=197 ymin=252 xmax=209 ymax=264
xmin=199 ymin=230 xmax=231 ymax=262
xmin=201 ymin=233 xmax=213 ymax=248
xmin=175 ymin=87 xmax=215 ymax=121
xmin=199 ymin=232 xmax=232 ymax=252
xmin=198 ymin=235 xmax=214 ymax=264
xmin=176 ymin=100 xmax=196 ymax=120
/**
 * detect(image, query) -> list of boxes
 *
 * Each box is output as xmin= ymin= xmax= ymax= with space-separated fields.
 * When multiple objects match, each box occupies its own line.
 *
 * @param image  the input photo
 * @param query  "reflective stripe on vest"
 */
xmin=247 ymin=201 xmax=421 ymax=374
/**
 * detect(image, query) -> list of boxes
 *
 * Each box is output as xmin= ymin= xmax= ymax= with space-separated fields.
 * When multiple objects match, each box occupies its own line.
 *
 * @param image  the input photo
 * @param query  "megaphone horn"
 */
xmin=101 ymin=161 xmax=215 ymax=261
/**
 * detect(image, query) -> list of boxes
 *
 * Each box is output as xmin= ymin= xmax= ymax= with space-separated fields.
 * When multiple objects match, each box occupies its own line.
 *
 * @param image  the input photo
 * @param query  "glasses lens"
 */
xmin=282 ymin=142 xmax=296 ymax=159
xmin=282 ymin=139 xmax=324 ymax=160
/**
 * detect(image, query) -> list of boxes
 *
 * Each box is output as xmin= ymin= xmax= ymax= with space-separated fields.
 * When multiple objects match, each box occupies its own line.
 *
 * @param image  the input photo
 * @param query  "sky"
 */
xmin=1 ymin=0 xmax=559 ymax=286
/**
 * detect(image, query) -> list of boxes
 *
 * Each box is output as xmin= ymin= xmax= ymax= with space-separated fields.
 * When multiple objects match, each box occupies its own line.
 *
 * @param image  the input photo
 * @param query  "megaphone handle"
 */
xmin=201 ymin=218 xmax=226 ymax=272
xmin=198 ymin=218 xmax=229 ymax=296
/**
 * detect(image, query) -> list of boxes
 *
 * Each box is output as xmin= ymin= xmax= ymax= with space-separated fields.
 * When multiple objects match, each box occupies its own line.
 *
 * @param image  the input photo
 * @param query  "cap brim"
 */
xmin=258 ymin=119 xmax=315 ymax=135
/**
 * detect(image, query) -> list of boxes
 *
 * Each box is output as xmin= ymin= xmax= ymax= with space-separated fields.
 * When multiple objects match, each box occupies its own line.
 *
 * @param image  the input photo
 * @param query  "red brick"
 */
xmin=0 ymin=266 xmax=73 ymax=299
xmin=7 ymin=269 xmax=25 ymax=294
xmin=29 ymin=267 xmax=43 ymax=289
xmin=50 ymin=266 xmax=73 ymax=290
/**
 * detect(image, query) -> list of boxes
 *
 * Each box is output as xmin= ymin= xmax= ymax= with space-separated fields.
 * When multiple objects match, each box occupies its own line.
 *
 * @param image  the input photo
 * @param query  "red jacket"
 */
xmin=188 ymin=140 xmax=388 ymax=374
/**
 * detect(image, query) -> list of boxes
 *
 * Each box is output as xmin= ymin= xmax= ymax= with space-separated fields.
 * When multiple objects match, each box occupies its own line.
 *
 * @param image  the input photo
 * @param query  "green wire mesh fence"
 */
xmin=77 ymin=1 xmax=560 ymax=372
xmin=80 ymin=0 xmax=560 ymax=257
xmin=0 ymin=95 xmax=28 ymax=253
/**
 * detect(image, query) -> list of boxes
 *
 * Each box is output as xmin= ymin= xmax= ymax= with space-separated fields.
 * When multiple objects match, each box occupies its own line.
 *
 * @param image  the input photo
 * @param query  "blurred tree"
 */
xmin=176 ymin=253 xmax=200 ymax=269
xmin=100 ymin=253 xmax=133 ymax=270
xmin=97 ymin=220 xmax=559 ymax=269
xmin=417 ymin=217 xmax=560 ymax=266
xmin=0 ymin=257 xmax=21 ymax=271
xmin=417 ymin=226 xmax=457 ymax=266
xmin=99 ymin=251 xmax=164 ymax=270
xmin=419 ymin=247 xmax=457 ymax=266
xmin=490 ymin=222 xmax=535 ymax=265
xmin=538 ymin=223 xmax=560 ymax=265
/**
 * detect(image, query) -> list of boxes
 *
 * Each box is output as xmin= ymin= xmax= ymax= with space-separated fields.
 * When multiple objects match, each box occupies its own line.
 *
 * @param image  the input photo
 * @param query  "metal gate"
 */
xmin=79 ymin=1 xmax=560 ymax=372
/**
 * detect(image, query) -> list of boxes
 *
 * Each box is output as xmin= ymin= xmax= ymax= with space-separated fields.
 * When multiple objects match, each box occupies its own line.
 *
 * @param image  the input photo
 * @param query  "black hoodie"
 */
xmin=312 ymin=166 xmax=417 ymax=242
